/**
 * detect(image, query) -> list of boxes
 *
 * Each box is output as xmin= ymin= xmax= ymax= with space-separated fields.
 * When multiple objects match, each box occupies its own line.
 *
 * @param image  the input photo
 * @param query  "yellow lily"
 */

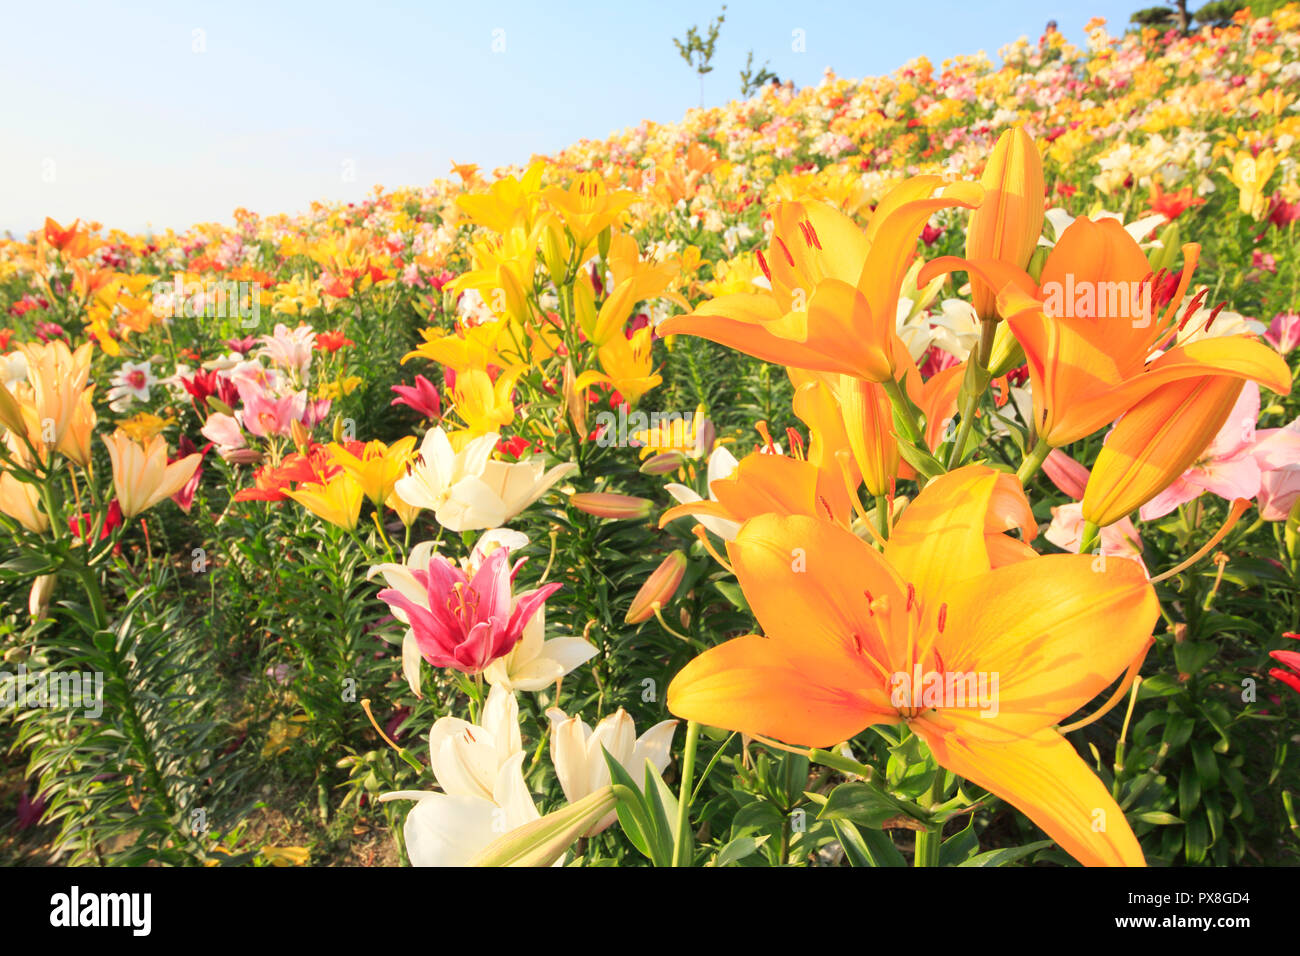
xmin=404 ymin=319 xmax=509 ymax=372
xmin=17 ymin=339 xmax=94 ymax=448
xmin=452 ymin=367 xmax=522 ymax=435
xmin=285 ymin=472 xmax=364 ymax=531
xmin=594 ymin=327 xmax=661 ymax=406
xmin=543 ymin=171 xmax=638 ymax=251
xmin=456 ymin=162 xmax=546 ymax=235
xmin=329 ymin=437 xmax=418 ymax=507
xmin=1219 ymin=149 xmax=1279 ymax=220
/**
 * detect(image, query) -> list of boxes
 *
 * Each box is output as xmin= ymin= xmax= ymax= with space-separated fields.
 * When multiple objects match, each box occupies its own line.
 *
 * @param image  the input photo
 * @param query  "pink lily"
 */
xmin=259 ymin=323 xmax=317 ymax=375
xmin=243 ymin=389 xmax=306 ymax=439
xmin=1264 ymin=312 xmax=1300 ymax=355
xmin=391 ymin=374 xmax=442 ymax=420
xmin=376 ymin=546 xmax=561 ymax=675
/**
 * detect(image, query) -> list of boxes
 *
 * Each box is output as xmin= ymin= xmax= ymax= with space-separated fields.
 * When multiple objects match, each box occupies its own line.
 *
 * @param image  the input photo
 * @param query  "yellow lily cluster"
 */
xmin=403 ymin=163 xmax=686 ymax=448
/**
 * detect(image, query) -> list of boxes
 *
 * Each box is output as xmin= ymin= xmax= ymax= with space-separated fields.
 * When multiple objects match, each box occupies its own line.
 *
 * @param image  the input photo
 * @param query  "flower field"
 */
xmin=3 ymin=7 xmax=1300 ymax=869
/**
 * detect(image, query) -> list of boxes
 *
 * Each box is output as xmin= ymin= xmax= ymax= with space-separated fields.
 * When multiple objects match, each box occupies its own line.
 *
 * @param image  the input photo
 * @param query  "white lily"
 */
xmin=380 ymin=751 xmax=539 ymax=867
xmin=478 ymin=457 xmax=577 ymax=522
xmin=545 ymin=705 xmax=678 ymax=835
xmin=1042 ymin=208 xmax=1167 ymax=249
xmin=427 ymin=684 xmax=523 ymax=799
xmin=393 ymin=426 xmax=506 ymax=532
xmin=483 ymin=603 xmax=598 ymax=692
xmin=379 ymin=685 xmax=539 ymax=866
xmin=664 ymin=445 xmax=741 ymax=540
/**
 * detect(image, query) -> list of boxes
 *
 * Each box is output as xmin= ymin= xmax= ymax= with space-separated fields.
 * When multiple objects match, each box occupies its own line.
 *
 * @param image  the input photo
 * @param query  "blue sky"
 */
xmin=2 ymin=0 xmax=1140 ymax=235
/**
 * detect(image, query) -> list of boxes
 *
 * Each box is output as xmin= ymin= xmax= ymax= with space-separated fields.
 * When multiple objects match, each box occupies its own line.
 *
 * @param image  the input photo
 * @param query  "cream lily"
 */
xmin=545 ymin=706 xmax=678 ymax=835
xmin=102 ymin=431 xmax=202 ymax=519
xmin=392 ymin=426 xmax=507 ymax=531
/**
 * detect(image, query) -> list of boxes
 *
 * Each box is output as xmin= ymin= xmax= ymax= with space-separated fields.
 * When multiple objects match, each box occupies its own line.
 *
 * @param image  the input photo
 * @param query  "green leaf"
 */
xmin=957 ymin=840 xmax=1054 ymax=867
xmin=938 ymin=816 xmax=979 ymax=865
xmin=714 ymin=835 xmax=766 ymax=867
xmin=818 ymin=781 xmax=912 ymax=830
xmin=832 ymin=820 xmax=905 ymax=867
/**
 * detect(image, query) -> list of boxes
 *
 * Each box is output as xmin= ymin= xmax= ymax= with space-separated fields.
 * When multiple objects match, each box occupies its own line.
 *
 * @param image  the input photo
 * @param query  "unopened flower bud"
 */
xmin=569 ymin=492 xmax=653 ymax=520
xmin=626 ymin=550 xmax=688 ymax=624
xmin=640 ymin=451 xmax=687 ymax=475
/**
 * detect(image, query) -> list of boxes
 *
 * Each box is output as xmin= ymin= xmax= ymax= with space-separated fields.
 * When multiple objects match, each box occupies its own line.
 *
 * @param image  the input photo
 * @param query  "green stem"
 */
xmin=880 ymin=377 xmax=924 ymax=445
xmin=1016 ymin=437 xmax=1051 ymax=486
xmin=1079 ymin=520 xmax=1101 ymax=556
xmin=913 ymin=825 xmax=941 ymax=867
xmin=672 ymin=720 xmax=700 ymax=867
xmin=874 ymin=495 xmax=891 ymax=541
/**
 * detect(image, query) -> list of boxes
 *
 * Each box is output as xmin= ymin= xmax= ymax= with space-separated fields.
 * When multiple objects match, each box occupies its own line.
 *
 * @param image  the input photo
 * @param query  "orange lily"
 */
xmin=660 ymin=447 xmax=852 ymax=534
xmin=924 ymin=217 xmax=1290 ymax=455
xmin=658 ymin=177 xmax=982 ymax=383
xmin=668 ymin=465 xmax=1156 ymax=867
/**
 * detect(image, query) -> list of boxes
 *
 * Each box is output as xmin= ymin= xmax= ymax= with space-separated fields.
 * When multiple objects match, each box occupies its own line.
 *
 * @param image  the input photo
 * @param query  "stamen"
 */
xmin=786 ymin=427 xmax=805 ymax=460
xmin=692 ymin=523 xmax=734 ymax=573
xmin=756 ymin=248 xmax=772 ymax=282
xmin=1150 ymin=499 xmax=1250 ymax=584
xmin=775 ymin=235 xmax=795 ymax=266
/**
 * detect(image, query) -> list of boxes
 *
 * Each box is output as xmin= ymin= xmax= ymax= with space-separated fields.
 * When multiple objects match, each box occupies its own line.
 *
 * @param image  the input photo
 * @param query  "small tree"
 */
xmin=739 ymin=51 xmax=778 ymax=98
xmin=1194 ymin=0 xmax=1247 ymax=26
xmin=1130 ymin=6 xmax=1177 ymax=28
xmin=673 ymin=6 xmax=727 ymax=107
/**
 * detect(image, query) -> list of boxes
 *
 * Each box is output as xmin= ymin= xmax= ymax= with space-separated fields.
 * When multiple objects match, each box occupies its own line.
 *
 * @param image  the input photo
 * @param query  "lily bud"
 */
xmin=562 ymin=359 xmax=587 ymax=438
xmin=28 ymin=574 xmax=55 ymax=622
xmin=1148 ymin=221 xmax=1180 ymax=275
xmin=497 ymin=263 xmax=531 ymax=325
xmin=0 ymin=384 xmax=28 ymax=434
xmin=640 ymin=451 xmax=687 ymax=475
xmin=541 ymin=219 xmax=570 ymax=287
xmin=986 ymin=323 xmax=1027 ymax=378
xmin=966 ymin=127 xmax=1044 ymax=320
xmin=1082 ymin=376 xmax=1243 ymax=528
xmin=693 ymin=415 xmax=716 ymax=458
xmin=207 ymin=396 xmax=235 ymax=418
xmin=1025 ymin=244 xmax=1051 ymax=284
xmin=570 ymin=492 xmax=653 ymax=520
xmin=626 ymin=550 xmax=688 ymax=624
xmin=469 ymin=786 xmax=618 ymax=867
xmin=290 ymin=418 xmax=310 ymax=452
xmin=221 ymin=447 xmax=264 ymax=466
xmin=837 ymin=375 xmax=899 ymax=498
xmin=573 ymin=276 xmax=597 ymax=340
